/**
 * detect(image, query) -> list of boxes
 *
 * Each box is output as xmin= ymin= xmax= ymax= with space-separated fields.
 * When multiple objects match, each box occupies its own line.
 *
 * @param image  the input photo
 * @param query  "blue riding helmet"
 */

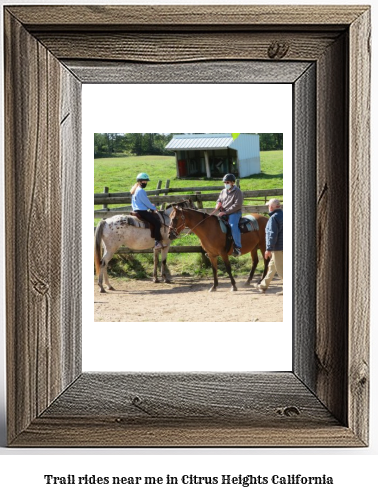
xmin=137 ymin=172 xmax=150 ymax=181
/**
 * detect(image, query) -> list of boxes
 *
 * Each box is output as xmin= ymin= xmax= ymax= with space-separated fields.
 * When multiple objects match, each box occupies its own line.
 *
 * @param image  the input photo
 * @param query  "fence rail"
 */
xmin=94 ymin=204 xmax=273 ymax=218
xmin=94 ymin=183 xmax=283 ymax=256
xmin=116 ymin=245 xmax=204 ymax=254
xmin=94 ymin=185 xmax=226 ymax=198
xmin=94 ymin=188 xmax=283 ymax=207
xmin=94 ymin=181 xmax=241 ymax=200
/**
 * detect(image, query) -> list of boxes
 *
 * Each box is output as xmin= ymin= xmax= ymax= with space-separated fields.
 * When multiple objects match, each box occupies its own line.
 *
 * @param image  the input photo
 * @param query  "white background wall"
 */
xmin=83 ymin=83 xmax=292 ymax=373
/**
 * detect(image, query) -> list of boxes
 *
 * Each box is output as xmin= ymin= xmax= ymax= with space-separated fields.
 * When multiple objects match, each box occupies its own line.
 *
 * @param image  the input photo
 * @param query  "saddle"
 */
xmin=130 ymin=211 xmax=164 ymax=239
xmin=218 ymin=214 xmax=259 ymax=253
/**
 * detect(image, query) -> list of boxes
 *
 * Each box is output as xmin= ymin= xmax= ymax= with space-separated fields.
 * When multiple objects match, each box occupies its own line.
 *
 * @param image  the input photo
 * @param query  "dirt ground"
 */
xmin=94 ymin=276 xmax=283 ymax=322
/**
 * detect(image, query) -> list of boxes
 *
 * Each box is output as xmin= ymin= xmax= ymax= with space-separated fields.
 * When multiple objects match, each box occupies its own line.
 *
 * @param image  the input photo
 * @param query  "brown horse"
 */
xmin=169 ymin=206 xmax=270 ymax=292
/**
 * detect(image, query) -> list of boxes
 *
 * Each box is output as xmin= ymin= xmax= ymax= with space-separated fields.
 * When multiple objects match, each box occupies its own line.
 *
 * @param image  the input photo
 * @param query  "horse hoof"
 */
xmin=108 ymin=286 xmax=115 ymax=291
xmin=164 ymin=279 xmax=171 ymax=284
xmin=231 ymin=286 xmax=238 ymax=292
xmin=99 ymin=289 xmax=106 ymax=294
xmin=242 ymin=281 xmax=251 ymax=288
xmin=209 ymin=287 xmax=217 ymax=292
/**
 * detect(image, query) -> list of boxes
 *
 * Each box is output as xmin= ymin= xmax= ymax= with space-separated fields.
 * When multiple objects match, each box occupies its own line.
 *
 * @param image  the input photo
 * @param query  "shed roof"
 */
xmin=166 ymin=134 xmax=234 ymax=150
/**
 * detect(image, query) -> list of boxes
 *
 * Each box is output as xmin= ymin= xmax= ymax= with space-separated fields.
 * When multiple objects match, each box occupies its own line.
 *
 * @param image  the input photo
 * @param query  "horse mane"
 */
xmin=179 ymin=207 xmax=214 ymax=219
xmin=167 ymin=199 xmax=195 ymax=210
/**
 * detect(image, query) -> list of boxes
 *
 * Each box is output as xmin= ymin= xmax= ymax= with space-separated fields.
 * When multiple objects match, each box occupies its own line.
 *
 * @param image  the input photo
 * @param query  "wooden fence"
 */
xmin=94 ymin=182 xmax=283 ymax=255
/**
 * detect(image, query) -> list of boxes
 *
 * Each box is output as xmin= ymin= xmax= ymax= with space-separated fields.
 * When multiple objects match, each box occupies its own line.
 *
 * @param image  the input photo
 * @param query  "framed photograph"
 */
xmin=91 ymin=127 xmax=287 ymax=325
xmin=4 ymin=5 xmax=370 ymax=447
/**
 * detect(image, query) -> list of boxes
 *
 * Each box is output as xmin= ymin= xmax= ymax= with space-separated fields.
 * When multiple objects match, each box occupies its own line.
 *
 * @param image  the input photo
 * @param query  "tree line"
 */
xmin=94 ymin=133 xmax=283 ymax=157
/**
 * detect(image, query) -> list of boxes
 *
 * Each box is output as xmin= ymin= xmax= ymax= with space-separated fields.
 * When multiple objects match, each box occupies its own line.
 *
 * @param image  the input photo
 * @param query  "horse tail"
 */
xmin=94 ymin=219 xmax=106 ymax=276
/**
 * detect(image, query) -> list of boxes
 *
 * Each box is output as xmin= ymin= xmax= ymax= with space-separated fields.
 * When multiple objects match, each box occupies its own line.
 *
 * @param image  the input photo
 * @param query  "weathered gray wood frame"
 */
xmin=4 ymin=5 xmax=370 ymax=447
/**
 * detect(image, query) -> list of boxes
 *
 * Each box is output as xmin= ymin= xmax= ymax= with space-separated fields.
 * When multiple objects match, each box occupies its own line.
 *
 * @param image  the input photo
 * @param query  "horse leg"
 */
xmin=208 ymin=254 xmax=219 ymax=292
xmin=161 ymin=246 xmax=171 ymax=283
xmin=98 ymin=265 xmax=106 ymax=293
xmin=243 ymin=247 xmax=258 ymax=287
xmin=98 ymin=250 xmax=114 ymax=292
xmin=221 ymin=253 xmax=237 ymax=292
xmin=103 ymin=265 xmax=115 ymax=291
xmin=153 ymin=248 xmax=160 ymax=283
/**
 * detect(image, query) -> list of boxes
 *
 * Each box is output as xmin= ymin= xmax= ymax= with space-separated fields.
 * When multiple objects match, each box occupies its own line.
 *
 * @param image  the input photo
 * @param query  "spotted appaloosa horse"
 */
xmin=94 ymin=201 xmax=194 ymax=293
xmin=169 ymin=206 xmax=270 ymax=292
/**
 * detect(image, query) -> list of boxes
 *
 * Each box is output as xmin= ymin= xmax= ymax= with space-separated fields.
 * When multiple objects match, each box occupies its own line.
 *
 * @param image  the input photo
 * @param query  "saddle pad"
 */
xmin=123 ymin=214 xmax=149 ymax=228
xmin=218 ymin=214 xmax=259 ymax=233
xmin=218 ymin=218 xmax=228 ymax=234
xmin=240 ymin=214 xmax=259 ymax=231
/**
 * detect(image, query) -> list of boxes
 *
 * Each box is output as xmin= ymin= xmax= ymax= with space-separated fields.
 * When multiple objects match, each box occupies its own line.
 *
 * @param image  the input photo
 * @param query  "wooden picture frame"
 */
xmin=4 ymin=5 xmax=370 ymax=447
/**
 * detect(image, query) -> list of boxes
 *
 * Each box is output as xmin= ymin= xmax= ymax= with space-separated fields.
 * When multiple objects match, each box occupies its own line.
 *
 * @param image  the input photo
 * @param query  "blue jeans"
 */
xmin=228 ymin=212 xmax=242 ymax=248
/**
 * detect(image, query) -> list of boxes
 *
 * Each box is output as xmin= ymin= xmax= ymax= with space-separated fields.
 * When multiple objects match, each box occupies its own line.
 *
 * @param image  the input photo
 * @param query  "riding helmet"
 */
xmin=136 ymin=172 xmax=150 ymax=181
xmin=223 ymin=173 xmax=236 ymax=182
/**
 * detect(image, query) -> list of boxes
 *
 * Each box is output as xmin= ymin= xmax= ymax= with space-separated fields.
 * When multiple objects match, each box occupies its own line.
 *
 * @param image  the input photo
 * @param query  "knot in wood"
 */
xmin=132 ymin=396 xmax=142 ymax=406
xmin=268 ymin=41 xmax=289 ymax=59
xmin=32 ymin=278 xmax=49 ymax=296
xmin=359 ymin=376 xmax=367 ymax=386
xmin=131 ymin=395 xmax=153 ymax=416
xmin=277 ymin=406 xmax=300 ymax=417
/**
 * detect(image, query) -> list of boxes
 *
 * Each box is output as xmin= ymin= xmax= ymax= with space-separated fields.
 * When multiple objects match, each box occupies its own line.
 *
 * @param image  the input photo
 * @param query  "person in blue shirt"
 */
xmin=256 ymin=198 xmax=283 ymax=295
xmin=130 ymin=172 xmax=165 ymax=249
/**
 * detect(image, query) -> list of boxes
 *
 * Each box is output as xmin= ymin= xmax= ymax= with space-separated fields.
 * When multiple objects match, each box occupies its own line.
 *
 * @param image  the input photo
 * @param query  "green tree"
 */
xmin=259 ymin=133 xmax=283 ymax=151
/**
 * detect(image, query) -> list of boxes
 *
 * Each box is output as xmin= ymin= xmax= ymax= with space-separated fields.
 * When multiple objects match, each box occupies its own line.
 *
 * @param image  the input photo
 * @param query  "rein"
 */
xmin=159 ymin=212 xmax=171 ymax=229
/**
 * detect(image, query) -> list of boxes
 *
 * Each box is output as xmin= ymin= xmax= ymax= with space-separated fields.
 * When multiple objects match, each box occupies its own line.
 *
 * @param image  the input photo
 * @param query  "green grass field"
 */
xmin=94 ymin=150 xmax=283 ymax=195
xmin=94 ymin=151 xmax=283 ymax=280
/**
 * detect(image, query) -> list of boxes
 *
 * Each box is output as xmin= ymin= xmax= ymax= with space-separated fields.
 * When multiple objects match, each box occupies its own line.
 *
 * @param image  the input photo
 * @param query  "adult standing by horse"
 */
xmin=214 ymin=173 xmax=243 ymax=257
xmin=256 ymin=198 xmax=283 ymax=295
xmin=130 ymin=172 xmax=166 ymax=249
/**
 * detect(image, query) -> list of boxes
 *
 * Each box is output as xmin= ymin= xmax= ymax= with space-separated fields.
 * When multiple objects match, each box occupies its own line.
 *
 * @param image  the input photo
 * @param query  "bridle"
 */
xmin=169 ymin=208 xmax=208 ymax=239
xmin=168 ymin=209 xmax=187 ymax=239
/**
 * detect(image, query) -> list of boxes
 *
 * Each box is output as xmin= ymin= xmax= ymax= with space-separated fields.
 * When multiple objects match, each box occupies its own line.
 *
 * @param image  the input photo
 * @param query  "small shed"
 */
xmin=165 ymin=133 xmax=260 ymax=179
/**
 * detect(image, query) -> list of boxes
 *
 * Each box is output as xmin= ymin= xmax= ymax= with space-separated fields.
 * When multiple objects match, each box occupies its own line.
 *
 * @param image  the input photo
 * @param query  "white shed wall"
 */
xmin=232 ymin=134 xmax=261 ymax=176
xmin=239 ymin=157 xmax=261 ymax=177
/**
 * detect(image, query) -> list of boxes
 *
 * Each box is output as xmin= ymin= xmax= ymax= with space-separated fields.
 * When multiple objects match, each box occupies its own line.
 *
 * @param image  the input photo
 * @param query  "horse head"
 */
xmin=168 ymin=206 xmax=186 ymax=240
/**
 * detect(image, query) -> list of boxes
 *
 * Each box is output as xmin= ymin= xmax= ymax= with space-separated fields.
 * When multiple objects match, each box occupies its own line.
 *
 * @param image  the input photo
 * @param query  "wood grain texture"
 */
xmin=293 ymin=64 xmax=317 ymax=389
xmin=67 ymin=60 xmax=312 ymax=84
xmin=37 ymin=32 xmax=339 ymax=63
xmin=11 ymin=373 xmax=363 ymax=447
xmin=42 ymin=373 xmax=332 ymax=421
xmin=316 ymin=34 xmax=349 ymax=425
xmin=4 ymin=5 xmax=370 ymax=447
xmin=348 ymin=9 xmax=371 ymax=445
xmin=11 ymin=419 xmax=363 ymax=448
xmin=7 ymin=5 xmax=367 ymax=29
xmin=60 ymin=68 xmax=82 ymax=389
xmin=5 ymin=12 xmax=62 ymax=442
xmin=4 ymin=11 xmax=81 ymax=444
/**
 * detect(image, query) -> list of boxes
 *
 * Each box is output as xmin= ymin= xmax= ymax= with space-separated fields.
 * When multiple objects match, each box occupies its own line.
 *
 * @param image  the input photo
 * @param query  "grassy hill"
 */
xmin=94 ymin=151 xmax=283 ymax=280
xmin=94 ymin=150 xmax=283 ymax=195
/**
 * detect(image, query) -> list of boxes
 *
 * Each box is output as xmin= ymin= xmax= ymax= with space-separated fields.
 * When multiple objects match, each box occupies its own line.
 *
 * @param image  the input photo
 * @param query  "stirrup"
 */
xmin=232 ymin=247 xmax=241 ymax=257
